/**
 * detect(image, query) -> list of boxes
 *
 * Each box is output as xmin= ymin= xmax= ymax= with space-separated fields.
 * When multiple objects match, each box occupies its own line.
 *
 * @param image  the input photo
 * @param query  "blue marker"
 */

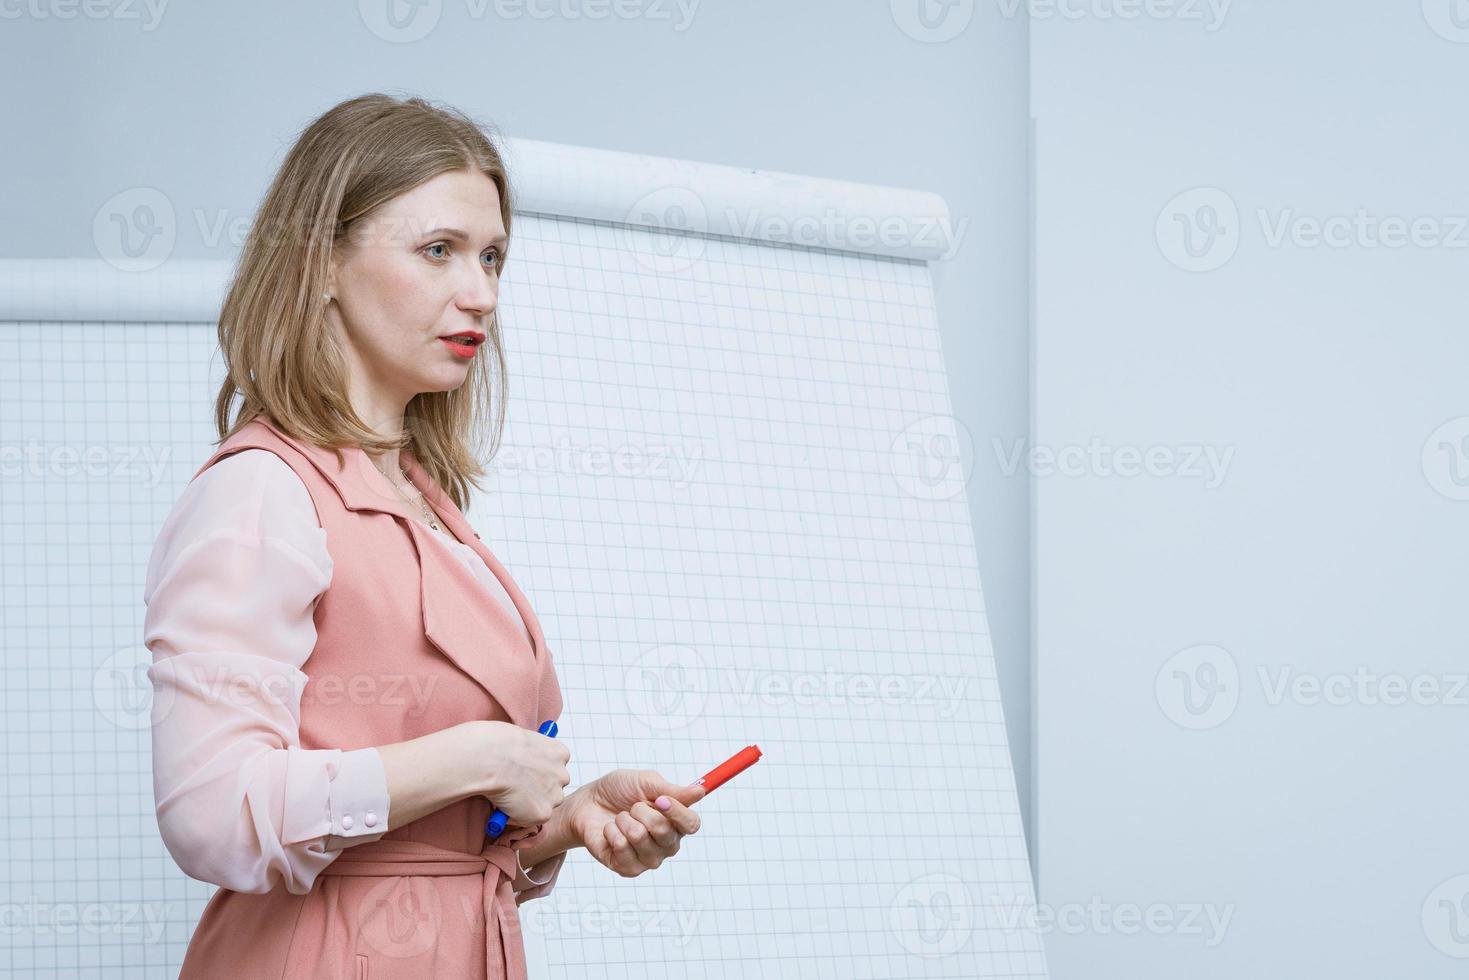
xmin=486 ymin=719 xmax=559 ymax=838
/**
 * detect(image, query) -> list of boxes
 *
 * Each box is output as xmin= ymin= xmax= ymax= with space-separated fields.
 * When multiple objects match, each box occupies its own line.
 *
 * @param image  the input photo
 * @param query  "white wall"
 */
xmin=1034 ymin=2 xmax=1469 ymax=976
xmin=0 ymin=0 xmax=1036 ymax=853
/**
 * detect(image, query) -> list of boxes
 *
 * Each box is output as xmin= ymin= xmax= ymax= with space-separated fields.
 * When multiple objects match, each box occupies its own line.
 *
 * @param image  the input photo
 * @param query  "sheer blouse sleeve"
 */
xmin=143 ymin=449 xmax=392 ymax=895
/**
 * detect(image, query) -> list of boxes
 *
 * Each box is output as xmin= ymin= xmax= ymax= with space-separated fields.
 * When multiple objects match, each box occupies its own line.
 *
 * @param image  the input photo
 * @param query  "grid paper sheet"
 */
xmin=0 ymin=215 xmax=1046 ymax=978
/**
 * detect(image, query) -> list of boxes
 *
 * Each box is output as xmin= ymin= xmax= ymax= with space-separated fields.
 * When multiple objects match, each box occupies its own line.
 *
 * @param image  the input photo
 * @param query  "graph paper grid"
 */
xmin=0 ymin=215 xmax=1047 ymax=978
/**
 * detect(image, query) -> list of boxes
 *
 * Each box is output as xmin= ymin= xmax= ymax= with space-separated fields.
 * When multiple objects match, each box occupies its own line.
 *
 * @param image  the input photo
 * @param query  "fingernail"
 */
xmin=656 ymin=796 xmax=671 ymax=811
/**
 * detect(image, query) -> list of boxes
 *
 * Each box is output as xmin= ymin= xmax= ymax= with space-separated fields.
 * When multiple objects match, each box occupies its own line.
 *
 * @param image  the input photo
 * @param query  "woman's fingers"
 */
xmin=598 ymin=795 xmax=702 ymax=877
xmin=653 ymin=796 xmax=701 ymax=836
xmin=603 ymin=819 xmax=638 ymax=875
xmin=615 ymin=810 xmax=671 ymax=869
xmin=629 ymin=801 xmax=680 ymax=848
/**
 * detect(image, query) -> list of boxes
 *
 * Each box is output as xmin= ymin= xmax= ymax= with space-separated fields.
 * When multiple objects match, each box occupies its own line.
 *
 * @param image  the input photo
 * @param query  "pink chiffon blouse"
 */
xmin=143 ymin=448 xmax=562 ymax=899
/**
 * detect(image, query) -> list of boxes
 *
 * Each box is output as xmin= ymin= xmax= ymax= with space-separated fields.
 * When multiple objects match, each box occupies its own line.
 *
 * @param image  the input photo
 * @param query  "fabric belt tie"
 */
xmin=319 ymin=839 xmax=526 ymax=979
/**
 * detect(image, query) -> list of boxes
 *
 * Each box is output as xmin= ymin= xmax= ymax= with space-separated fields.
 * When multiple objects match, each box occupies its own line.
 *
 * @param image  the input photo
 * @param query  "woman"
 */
xmin=142 ymin=93 xmax=705 ymax=979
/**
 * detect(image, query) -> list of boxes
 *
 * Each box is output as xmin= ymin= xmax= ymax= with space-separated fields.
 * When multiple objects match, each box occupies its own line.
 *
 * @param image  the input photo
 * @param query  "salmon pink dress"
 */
xmin=143 ymin=416 xmax=566 ymax=979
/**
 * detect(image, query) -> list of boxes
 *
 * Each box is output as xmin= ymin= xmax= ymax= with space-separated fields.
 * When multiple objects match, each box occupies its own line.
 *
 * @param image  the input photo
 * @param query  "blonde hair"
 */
xmin=212 ymin=92 xmax=514 ymax=512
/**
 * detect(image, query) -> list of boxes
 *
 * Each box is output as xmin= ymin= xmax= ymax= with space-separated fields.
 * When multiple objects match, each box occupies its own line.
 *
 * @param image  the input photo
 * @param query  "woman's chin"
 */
xmin=417 ymin=364 xmax=472 ymax=393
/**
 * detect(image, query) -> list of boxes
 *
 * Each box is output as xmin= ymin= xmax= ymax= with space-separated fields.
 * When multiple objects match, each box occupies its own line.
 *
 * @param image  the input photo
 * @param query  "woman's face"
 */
xmin=327 ymin=169 xmax=504 ymax=418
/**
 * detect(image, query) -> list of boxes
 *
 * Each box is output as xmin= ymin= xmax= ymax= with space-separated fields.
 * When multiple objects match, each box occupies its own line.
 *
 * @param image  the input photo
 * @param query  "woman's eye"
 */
xmin=425 ymin=242 xmax=500 ymax=270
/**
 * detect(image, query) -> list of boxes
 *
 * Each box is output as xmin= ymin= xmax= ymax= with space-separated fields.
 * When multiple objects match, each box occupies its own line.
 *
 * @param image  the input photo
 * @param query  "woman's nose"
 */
xmin=457 ymin=269 xmax=497 ymax=316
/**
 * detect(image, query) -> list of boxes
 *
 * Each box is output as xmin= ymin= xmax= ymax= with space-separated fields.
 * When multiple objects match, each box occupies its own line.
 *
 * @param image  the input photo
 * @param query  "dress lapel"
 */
xmin=249 ymin=416 xmax=545 ymax=729
xmin=401 ymin=446 xmax=550 ymax=729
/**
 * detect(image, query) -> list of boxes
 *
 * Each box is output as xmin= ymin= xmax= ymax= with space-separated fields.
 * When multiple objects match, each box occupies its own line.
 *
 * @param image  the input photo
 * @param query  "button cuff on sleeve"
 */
xmin=323 ymin=747 xmax=392 ymax=850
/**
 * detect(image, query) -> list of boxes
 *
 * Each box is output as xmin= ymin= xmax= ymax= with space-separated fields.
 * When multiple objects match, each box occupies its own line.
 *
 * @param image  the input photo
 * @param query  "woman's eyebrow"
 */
xmin=421 ymin=226 xmax=508 ymax=247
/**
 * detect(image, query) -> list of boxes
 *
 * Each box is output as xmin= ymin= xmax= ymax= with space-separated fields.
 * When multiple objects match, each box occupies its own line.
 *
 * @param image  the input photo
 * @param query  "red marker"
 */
xmin=694 ymin=744 xmax=762 ymax=794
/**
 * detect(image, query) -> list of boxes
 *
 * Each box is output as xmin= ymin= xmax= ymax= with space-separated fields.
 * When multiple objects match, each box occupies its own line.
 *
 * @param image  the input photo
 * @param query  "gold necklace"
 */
xmin=373 ymin=454 xmax=442 ymax=532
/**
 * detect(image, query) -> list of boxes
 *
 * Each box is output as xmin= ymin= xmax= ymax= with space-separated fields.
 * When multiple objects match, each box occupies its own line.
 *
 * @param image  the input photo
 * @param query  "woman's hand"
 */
xmin=456 ymin=719 xmax=571 ymax=827
xmin=560 ymin=769 xmax=706 ymax=877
